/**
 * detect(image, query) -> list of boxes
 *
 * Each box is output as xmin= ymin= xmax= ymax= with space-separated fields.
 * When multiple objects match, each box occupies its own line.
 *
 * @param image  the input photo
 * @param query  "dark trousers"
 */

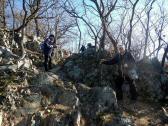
xmin=44 ymin=54 xmax=52 ymax=71
xmin=115 ymin=75 xmax=138 ymax=100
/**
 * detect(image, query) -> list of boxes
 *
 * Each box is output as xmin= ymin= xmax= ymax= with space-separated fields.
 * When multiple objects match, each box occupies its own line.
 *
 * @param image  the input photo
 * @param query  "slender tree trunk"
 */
xmin=156 ymin=37 xmax=161 ymax=58
xmin=76 ymin=19 xmax=82 ymax=53
xmin=143 ymin=0 xmax=156 ymax=58
xmin=8 ymin=0 xmax=15 ymax=46
xmin=143 ymin=14 xmax=150 ymax=58
xmin=95 ymin=36 xmax=98 ymax=51
xmin=99 ymin=24 xmax=106 ymax=50
xmin=21 ymin=28 xmax=25 ymax=57
xmin=34 ymin=18 xmax=39 ymax=37
xmin=161 ymin=44 xmax=168 ymax=69
xmin=20 ymin=0 xmax=27 ymax=58
xmin=156 ymin=20 xmax=164 ymax=58
xmin=127 ymin=0 xmax=140 ymax=51
xmin=54 ymin=16 xmax=60 ymax=60
xmin=105 ymin=23 xmax=118 ymax=53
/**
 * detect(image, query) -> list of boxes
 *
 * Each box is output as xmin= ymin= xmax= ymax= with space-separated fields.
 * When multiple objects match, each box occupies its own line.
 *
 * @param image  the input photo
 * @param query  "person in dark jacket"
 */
xmin=101 ymin=45 xmax=138 ymax=101
xmin=80 ymin=45 xmax=86 ymax=53
xmin=43 ymin=34 xmax=55 ymax=71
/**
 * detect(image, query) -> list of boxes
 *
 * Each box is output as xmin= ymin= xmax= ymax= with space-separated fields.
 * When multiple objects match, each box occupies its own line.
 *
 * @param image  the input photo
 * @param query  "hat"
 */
xmin=118 ymin=44 xmax=124 ymax=49
xmin=49 ymin=34 xmax=55 ymax=38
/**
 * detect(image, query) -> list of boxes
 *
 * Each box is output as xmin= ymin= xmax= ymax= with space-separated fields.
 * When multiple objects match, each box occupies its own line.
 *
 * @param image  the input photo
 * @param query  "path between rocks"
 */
xmin=35 ymin=67 xmax=168 ymax=126
xmin=0 ymin=64 xmax=168 ymax=126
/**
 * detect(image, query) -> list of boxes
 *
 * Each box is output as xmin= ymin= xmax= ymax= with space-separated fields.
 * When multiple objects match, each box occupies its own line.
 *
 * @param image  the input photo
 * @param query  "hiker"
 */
xmin=43 ymin=34 xmax=55 ymax=71
xmin=80 ymin=45 xmax=86 ymax=53
xmin=87 ymin=43 xmax=92 ymax=49
xmin=87 ymin=43 xmax=95 ymax=49
xmin=100 ymin=45 xmax=138 ymax=101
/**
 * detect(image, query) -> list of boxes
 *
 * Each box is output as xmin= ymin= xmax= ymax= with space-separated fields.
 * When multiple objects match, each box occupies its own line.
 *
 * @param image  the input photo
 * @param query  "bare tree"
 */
xmin=90 ymin=0 xmax=118 ymax=51
xmin=63 ymin=0 xmax=119 ymax=52
xmin=127 ymin=0 xmax=140 ymax=51
xmin=8 ymin=0 xmax=15 ymax=45
xmin=63 ymin=0 xmax=101 ymax=50
xmin=75 ymin=18 xmax=82 ymax=53
xmin=155 ymin=1 xmax=168 ymax=58
xmin=29 ymin=0 xmax=41 ymax=37
xmin=14 ymin=0 xmax=41 ymax=33
xmin=143 ymin=0 xmax=156 ymax=58
xmin=162 ymin=44 xmax=168 ymax=68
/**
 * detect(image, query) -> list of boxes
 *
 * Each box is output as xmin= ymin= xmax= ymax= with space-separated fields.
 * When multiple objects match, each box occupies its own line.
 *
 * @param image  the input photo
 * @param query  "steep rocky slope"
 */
xmin=0 ymin=42 xmax=168 ymax=126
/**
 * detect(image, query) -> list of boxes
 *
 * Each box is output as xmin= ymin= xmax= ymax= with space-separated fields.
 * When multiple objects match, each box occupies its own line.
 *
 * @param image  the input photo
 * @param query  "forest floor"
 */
xmin=118 ymin=100 xmax=168 ymax=126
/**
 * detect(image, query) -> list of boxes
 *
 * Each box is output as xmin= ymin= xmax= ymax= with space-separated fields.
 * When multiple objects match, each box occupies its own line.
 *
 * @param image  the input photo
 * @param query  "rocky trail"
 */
xmin=1 ymin=0 xmax=168 ymax=125
xmin=0 ymin=46 xmax=168 ymax=126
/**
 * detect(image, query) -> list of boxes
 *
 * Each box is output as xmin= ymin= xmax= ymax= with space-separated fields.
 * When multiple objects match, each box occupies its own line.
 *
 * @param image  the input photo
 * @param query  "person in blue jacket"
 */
xmin=101 ymin=45 xmax=138 ymax=101
xmin=43 ymin=34 xmax=55 ymax=71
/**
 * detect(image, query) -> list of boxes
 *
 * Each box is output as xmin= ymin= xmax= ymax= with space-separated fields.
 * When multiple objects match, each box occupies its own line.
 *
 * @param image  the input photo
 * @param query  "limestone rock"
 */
xmin=17 ymin=58 xmax=33 ymax=69
xmin=88 ymin=86 xmax=118 ymax=115
xmin=57 ymin=90 xmax=78 ymax=107
xmin=30 ymin=72 xmax=58 ymax=85
xmin=0 ymin=64 xmax=17 ymax=72
xmin=136 ymin=58 xmax=164 ymax=101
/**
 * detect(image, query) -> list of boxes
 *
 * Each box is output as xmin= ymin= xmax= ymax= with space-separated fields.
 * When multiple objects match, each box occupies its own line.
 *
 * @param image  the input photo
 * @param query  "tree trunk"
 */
xmin=76 ymin=19 xmax=82 ymax=53
xmin=34 ymin=18 xmax=39 ymax=37
xmin=127 ymin=0 xmax=140 ymax=51
xmin=53 ymin=16 xmax=60 ymax=61
xmin=143 ymin=0 xmax=156 ymax=58
xmin=161 ymin=44 xmax=168 ymax=68
xmin=20 ymin=0 xmax=27 ymax=58
xmin=8 ymin=0 xmax=15 ymax=46
xmin=156 ymin=21 xmax=164 ymax=58
xmin=99 ymin=26 xmax=106 ymax=50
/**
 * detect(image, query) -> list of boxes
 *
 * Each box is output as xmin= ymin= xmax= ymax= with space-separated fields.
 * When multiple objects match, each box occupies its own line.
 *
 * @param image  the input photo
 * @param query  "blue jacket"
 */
xmin=43 ymin=38 xmax=54 ymax=56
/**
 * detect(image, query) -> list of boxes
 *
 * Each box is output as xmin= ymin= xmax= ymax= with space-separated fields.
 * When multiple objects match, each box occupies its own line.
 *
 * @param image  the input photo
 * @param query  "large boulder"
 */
xmin=79 ymin=86 xmax=118 ymax=117
xmin=64 ymin=60 xmax=84 ymax=81
xmin=0 ymin=46 xmax=19 ymax=64
xmin=23 ymin=93 xmax=42 ymax=113
xmin=90 ymin=86 xmax=118 ymax=113
xmin=62 ymin=51 xmax=114 ymax=87
xmin=17 ymin=58 xmax=33 ymax=69
xmin=101 ymin=115 xmax=134 ymax=126
xmin=160 ymin=73 xmax=168 ymax=100
xmin=136 ymin=58 xmax=164 ymax=101
xmin=0 ymin=46 xmax=18 ymax=58
xmin=29 ymin=72 xmax=79 ymax=107
xmin=0 ymin=64 xmax=17 ymax=72
xmin=30 ymin=72 xmax=59 ymax=85
xmin=57 ymin=90 xmax=78 ymax=107
xmin=68 ymin=65 xmax=84 ymax=81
